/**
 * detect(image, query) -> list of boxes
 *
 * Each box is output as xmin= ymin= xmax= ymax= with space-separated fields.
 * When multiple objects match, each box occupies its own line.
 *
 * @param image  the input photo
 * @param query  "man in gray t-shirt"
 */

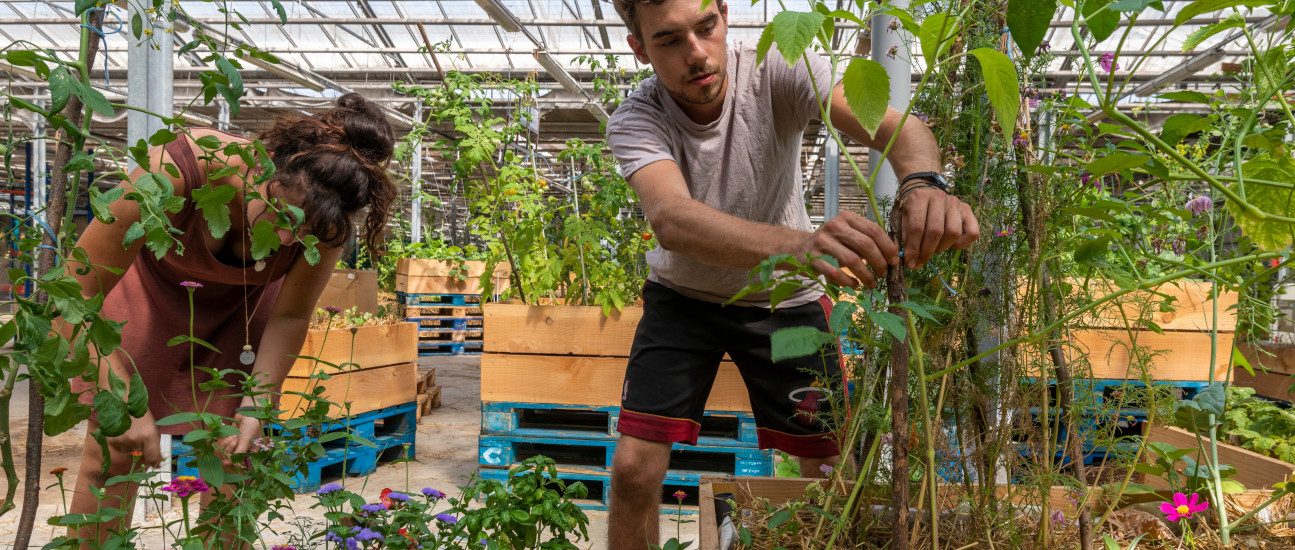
xmin=606 ymin=1 xmax=979 ymax=546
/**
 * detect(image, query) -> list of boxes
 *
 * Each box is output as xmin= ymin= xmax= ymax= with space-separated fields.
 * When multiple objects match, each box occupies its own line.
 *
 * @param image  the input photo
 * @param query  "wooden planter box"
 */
xmin=315 ymin=269 xmax=379 ymax=314
xmin=480 ymin=303 xmax=752 ymax=412
xmin=1236 ymin=343 xmax=1295 ymax=401
xmin=1030 ymin=280 xmax=1239 ymax=382
xmin=396 ymin=258 xmax=510 ymax=295
xmin=280 ymin=322 xmax=420 ymax=418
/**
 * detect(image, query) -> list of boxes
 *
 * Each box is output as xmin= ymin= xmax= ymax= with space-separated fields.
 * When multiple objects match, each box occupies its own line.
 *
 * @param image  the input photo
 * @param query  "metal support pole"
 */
xmin=30 ymin=116 xmax=46 ymax=216
xmin=127 ymin=4 xmax=173 ymax=166
xmin=410 ymin=102 xmax=424 ymax=244
xmin=824 ymin=133 xmax=840 ymax=220
xmin=217 ymin=99 xmax=230 ymax=131
xmin=870 ymin=0 xmax=912 ymax=205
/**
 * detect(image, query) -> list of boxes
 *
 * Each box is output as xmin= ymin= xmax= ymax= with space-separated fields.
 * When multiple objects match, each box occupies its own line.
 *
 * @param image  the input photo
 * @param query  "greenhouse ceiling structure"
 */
xmin=0 ymin=0 xmax=1286 ymax=220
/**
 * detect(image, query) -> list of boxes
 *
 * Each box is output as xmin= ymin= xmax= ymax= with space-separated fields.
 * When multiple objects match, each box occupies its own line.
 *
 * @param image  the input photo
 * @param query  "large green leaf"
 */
xmin=1159 ymin=113 xmax=1213 ymax=146
xmin=841 ymin=58 xmax=890 ymax=138
xmin=869 ymin=310 xmax=907 ymax=342
xmin=1175 ymin=0 xmax=1269 ymax=25
xmin=756 ymin=11 xmax=825 ymax=67
xmin=1084 ymin=152 xmax=1149 ymax=176
xmin=47 ymin=66 xmax=72 ymax=116
xmin=1081 ymin=0 xmax=1120 ymax=42
xmin=770 ymin=326 xmax=837 ymax=362
xmin=920 ymin=13 xmax=961 ymax=68
xmin=191 ymin=184 xmax=237 ymax=238
xmin=250 ymin=219 xmax=283 ymax=260
xmin=126 ymin=371 xmax=149 ymax=418
xmin=74 ymin=82 xmax=115 ymax=117
xmin=301 ymin=235 xmax=321 ymax=266
xmin=93 ymin=390 xmax=131 ymax=437
xmin=1225 ymin=154 xmax=1295 ymax=251
xmin=1007 ymin=0 xmax=1057 ymax=60
xmin=1181 ymin=14 xmax=1244 ymax=52
xmin=967 ymin=48 xmax=1021 ymax=138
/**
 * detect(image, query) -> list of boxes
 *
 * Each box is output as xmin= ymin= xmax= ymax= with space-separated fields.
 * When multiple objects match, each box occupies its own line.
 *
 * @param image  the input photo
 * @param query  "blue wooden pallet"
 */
xmin=396 ymin=292 xmax=482 ymax=306
xmin=477 ymin=434 xmax=773 ymax=477
xmin=418 ymin=340 xmax=484 ymax=356
xmin=172 ymin=402 xmax=417 ymax=493
xmin=406 ymin=316 xmax=484 ymax=330
xmin=476 ymin=467 xmax=701 ymax=515
xmin=480 ymin=402 xmax=759 ymax=447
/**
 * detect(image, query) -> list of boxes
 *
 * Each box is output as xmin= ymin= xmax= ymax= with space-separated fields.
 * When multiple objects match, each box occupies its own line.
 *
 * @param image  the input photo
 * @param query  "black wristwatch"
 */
xmin=901 ymin=171 xmax=951 ymax=192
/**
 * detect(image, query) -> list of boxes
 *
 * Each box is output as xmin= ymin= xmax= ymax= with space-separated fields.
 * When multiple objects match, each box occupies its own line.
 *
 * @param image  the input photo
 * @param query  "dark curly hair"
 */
xmin=258 ymin=92 xmax=395 ymax=255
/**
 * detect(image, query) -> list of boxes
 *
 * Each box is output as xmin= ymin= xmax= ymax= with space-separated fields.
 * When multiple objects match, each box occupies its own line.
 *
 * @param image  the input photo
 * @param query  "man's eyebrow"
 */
xmin=651 ymin=13 xmax=719 ymax=40
xmin=651 ymin=27 xmax=680 ymax=40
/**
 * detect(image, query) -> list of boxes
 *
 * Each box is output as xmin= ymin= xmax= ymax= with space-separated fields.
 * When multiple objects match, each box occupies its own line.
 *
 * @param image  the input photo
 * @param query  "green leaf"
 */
xmin=88 ymin=316 xmax=123 ymax=354
xmin=1084 ymin=152 xmax=1148 ymax=176
xmin=197 ymin=453 xmax=225 ymax=488
xmin=1081 ymin=0 xmax=1120 ymax=42
xmin=920 ymin=13 xmax=961 ymax=68
xmin=215 ymin=57 xmax=244 ymax=98
xmin=1225 ymin=154 xmax=1295 ymax=251
xmin=45 ymin=403 xmax=91 ymax=437
xmin=967 ymin=48 xmax=1021 ymax=138
xmin=1175 ymin=0 xmax=1268 ymax=25
xmin=1073 ymin=236 xmax=1111 ymax=264
xmin=47 ymin=66 xmax=72 ymax=116
xmin=131 ymin=12 xmax=143 ymax=40
xmin=770 ymin=326 xmax=837 ymax=362
xmin=764 ymin=11 xmax=825 ymax=67
xmin=1234 ymin=347 xmax=1255 ymax=377
xmin=1158 ymin=114 xmax=1212 ymax=146
xmin=76 ymin=83 xmax=115 ymax=117
xmin=62 ymin=152 xmax=95 ymax=174
xmin=301 ymin=235 xmax=321 ymax=266
xmin=767 ymin=508 xmax=793 ymax=530
xmin=869 ymin=310 xmax=907 ymax=342
xmin=1106 ymin=0 xmax=1161 ymax=11
xmin=841 ymin=58 xmax=889 ymax=138
xmin=828 ymin=301 xmax=859 ymax=334
xmin=1181 ymin=14 xmax=1244 ymax=52
xmin=190 ymin=184 xmax=237 ymax=238
xmin=148 ymin=128 xmax=177 ymax=147
xmin=75 ymin=0 xmax=98 ymax=16
xmin=250 ymin=219 xmax=283 ymax=260
xmin=1158 ymin=90 xmax=1211 ymax=103
xmin=126 ymin=372 xmax=149 ymax=418
xmin=1007 ymin=0 xmax=1057 ymax=59
xmin=93 ymin=390 xmax=131 ymax=437
xmin=269 ymin=0 xmax=288 ymax=22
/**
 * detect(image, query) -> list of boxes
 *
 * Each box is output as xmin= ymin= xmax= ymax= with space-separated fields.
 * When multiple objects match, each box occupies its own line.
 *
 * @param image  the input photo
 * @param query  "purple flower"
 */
xmin=354 ymin=528 xmax=383 ymax=542
xmin=1161 ymin=492 xmax=1209 ymax=522
xmin=911 ymin=110 xmax=930 ymax=124
xmin=346 ymin=538 xmax=359 ymax=550
xmin=1012 ymin=132 xmax=1030 ymax=148
xmin=435 ymin=513 xmax=458 ymax=524
xmin=1185 ymin=194 xmax=1213 ymax=216
xmin=160 ymin=476 xmax=210 ymax=498
xmin=360 ymin=502 xmax=387 ymax=514
xmin=324 ymin=532 xmax=344 ymax=543
xmin=317 ymin=482 xmax=344 ymax=495
xmin=1050 ymin=509 xmax=1066 ymax=526
xmin=271 ymin=546 xmax=298 ymax=550
xmin=1098 ymin=52 xmax=1119 ymax=73
xmin=324 ymin=305 xmax=342 ymax=315
xmin=1080 ymin=172 xmax=1093 ymax=187
xmin=421 ymin=487 xmax=444 ymax=499
xmin=1028 ymin=96 xmax=1040 ymax=108
xmin=1038 ymin=40 xmax=1051 ymax=53
xmin=995 ymin=227 xmax=1015 ymax=238
xmin=819 ymin=464 xmax=834 ymax=476
xmin=179 ymin=281 xmax=203 ymax=289
xmin=1172 ymin=238 xmax=1187 ymax=255
xmin=387 ymin=491 xmax=410 ymax=502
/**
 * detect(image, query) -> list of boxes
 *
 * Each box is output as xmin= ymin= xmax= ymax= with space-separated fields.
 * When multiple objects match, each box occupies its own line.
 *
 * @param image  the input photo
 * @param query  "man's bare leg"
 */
xmin=609 ymin=435 xmax=673 ymax=549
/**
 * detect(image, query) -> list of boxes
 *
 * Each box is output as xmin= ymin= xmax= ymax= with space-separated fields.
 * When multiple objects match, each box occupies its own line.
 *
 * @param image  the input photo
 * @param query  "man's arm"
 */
xmin=632 ymin=159 xmax=898 ymax=288
xmin=827 ymin=83 xmax=980 ymax=268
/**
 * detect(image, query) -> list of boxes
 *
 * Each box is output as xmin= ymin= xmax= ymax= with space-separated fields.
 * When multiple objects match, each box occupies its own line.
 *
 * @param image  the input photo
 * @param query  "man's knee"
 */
xmin=612 ymin=436 xmax=671 ymax=493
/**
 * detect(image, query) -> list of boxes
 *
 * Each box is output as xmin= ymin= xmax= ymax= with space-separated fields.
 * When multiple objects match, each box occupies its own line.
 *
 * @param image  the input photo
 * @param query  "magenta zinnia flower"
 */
xmin=1098 ymin=53 xmax=1119 ymax=73
xmin=1159 ymin=492 xmax=1209 ymax=522
xmin=160 ymin=475 xmax=210 ymax=498
xmin=1185 ymin=194 xmax=1213 ymax=216
xmin=179 ymin=281 xmax=203 ymax=288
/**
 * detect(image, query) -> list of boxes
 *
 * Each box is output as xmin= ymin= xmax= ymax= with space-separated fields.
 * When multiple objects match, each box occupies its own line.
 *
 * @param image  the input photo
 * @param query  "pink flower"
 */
xmin=1159 ymin=492 xmax=1208 ymax=522
xmin=995 ymin=227 xmax=1015 ymax=237
xmin=672 ymin=490 xmax=687 ymax=501
xmin=1098 ymin=53 xmax=1119 ymax=73
xmin=161 ymin=475 xmax=210 ymax=498
xmin=1185 ymin=194 xmax=1213 ymax=216
xmin=179 ymin=281 xmax=203 ymax=289
xmin=1270 ymin=258 xmax=1283 ymax=268
xmin=324 ymin=306 xmax=342 ymax=315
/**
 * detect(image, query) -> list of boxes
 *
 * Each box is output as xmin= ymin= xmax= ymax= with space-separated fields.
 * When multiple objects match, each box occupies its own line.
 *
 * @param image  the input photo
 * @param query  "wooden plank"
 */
xmin=1145 ymin=426 xmax=1295 ymax=490
xmin=315 ymin=269 xmax=378 ymax=314
xmin=395 ymin=273 xmax=509 ymax=295
xmin=480 ymin=353 xmax=753 ymax=412
xmin=1068 ymin=279 xmax=1238 ymax=332
xmin=1239 ymin=343 xmax=1295 ymax=377
xmin=397 ymin=258 xmax=510 ymax=278
xmin=291 ymin=322 xmax=418 ymax=377
xmin=279 ymin=362 xmax=417 ymax=419
xmin=698 ymin=476 xmax=719 ymax=550
xmin=484 ymin=303 xmax=642 ymax=356
xmin=1233 ymin=365 xmax=1294 ymax=402
xmin=1032 ymin=329 xmax=1235 ymax=381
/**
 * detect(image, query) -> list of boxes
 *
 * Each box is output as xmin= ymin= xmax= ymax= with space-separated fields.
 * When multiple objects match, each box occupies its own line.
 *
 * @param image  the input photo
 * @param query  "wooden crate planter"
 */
xmin=315 ymin=268 xmax=379 ymax=314
xmin=481 ymin=303 xmax=752 ymax=412
xmin=396 ymin=258 xmax=509 ymax=295
xmin=1236 ymin=343 xmax=1295 ymax=401
xmin=281 ymin=322 xmax=419 ymax=418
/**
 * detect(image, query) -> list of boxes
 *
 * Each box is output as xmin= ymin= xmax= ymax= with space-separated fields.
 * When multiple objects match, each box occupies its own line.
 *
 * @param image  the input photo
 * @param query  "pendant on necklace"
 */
xmin=254 ymin=260 xmax=266 ymax=272
xmin=240 ymin=344 xmax=256 ymax=365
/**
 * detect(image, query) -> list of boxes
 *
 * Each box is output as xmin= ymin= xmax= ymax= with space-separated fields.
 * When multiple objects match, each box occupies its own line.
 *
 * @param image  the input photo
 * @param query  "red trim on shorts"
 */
xmin=757 ymin=427 xmax=840 ymax=458
xmin=617 ymin=409 xmax=701 ymax=445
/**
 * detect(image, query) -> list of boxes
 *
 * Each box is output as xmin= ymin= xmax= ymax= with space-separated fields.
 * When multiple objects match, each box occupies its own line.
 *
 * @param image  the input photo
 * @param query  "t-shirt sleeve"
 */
xmin=606 ymin=104 xmax=675 ymax=180
xmin=768 ymin=48 xmax=837 ymax=127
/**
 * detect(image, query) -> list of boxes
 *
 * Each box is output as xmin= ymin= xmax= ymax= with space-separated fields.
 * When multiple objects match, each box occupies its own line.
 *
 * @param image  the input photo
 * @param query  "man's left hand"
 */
xmin=898 ymin=186 xmax=980 ymax=269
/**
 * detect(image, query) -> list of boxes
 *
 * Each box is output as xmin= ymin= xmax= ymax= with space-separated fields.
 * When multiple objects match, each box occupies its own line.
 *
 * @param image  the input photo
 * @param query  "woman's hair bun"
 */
xmin=327 ymin=92 xmax=394 ymax=166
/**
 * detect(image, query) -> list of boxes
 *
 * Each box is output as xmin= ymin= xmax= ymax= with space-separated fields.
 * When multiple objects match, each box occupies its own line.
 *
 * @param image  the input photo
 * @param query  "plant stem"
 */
xmin=887 ymin=215 xmax=911 ymax=550
xmin=0 ymin=359 xmax=19 ymax=515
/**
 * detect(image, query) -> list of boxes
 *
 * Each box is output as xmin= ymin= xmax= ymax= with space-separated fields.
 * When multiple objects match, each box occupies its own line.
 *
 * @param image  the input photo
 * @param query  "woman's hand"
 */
xmin=106 ymin=410 xmax=162 ymax=468
xmin=218 ymin=413 xmax=263 ymax=468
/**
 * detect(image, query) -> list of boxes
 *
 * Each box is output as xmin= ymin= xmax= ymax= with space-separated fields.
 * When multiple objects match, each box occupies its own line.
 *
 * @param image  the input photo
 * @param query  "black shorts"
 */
xmin=617 ymin=281 xmax=844 ymax=458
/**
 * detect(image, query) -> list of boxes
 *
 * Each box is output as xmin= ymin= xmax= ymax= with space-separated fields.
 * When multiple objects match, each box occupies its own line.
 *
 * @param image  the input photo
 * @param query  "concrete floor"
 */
xmin=0 ymin=355 xmax=698 ymax=548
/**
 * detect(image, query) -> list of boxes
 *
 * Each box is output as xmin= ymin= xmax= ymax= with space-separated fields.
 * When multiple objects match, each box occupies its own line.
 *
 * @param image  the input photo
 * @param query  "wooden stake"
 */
xmin=887 ymin=217 xmax=911 ymax=550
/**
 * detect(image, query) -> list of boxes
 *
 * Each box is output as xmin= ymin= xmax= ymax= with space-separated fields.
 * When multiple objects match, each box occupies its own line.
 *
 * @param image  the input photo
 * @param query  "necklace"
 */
xmin=238 ymin=187 xmax=287 ymax=366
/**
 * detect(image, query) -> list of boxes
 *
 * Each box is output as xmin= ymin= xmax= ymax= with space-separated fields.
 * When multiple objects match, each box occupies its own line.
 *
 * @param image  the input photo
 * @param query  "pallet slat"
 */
xmin=484 ymin=303 xmax=642 ymax=356
xmin=477 ymin=434 xmax=773 ymax=477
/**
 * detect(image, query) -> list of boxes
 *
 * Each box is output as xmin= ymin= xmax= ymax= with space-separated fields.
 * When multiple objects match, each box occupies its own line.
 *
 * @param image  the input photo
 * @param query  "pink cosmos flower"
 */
xmin=1185 ymin=195 xmax=1213 ymax=216
xmin=1098 ymin=53 xmax=1119 ymax=73
xmin=995 ymin=227 xmax=1015 ymax=238
xmin=161 ymin=475 xmax=210 ymax=498
xmin=1159 ymin=492 xmax=1208 ymax=522
xmin=673 ymin=490 xmax=687 ymax=501
xmin=179 ymin=281 xmax=202 ymax=288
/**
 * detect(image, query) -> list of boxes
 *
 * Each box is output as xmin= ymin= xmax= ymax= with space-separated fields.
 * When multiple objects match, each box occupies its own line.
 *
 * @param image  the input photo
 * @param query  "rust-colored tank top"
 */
xmin=75 ymin=137 xmax=302 ymax=434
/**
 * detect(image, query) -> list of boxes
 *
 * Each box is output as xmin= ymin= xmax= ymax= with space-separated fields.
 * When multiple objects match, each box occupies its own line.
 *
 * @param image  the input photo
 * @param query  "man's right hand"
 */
xmin=793 ymin=211 xmax=900 ymax=288
xmin=106 ymin=411 xmax=162 ymax=468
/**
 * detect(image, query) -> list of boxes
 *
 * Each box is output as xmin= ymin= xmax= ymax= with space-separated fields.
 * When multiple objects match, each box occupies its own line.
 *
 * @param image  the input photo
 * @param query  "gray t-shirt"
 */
xmin=608 ymin=43 xmax=835 ymax=307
